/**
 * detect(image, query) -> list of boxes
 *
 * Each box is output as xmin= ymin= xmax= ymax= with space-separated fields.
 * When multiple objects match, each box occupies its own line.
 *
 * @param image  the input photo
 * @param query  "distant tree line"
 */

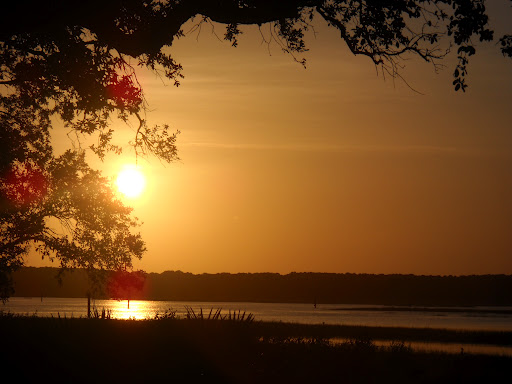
xmin=8 ymin=267 xmax=512 ymax=307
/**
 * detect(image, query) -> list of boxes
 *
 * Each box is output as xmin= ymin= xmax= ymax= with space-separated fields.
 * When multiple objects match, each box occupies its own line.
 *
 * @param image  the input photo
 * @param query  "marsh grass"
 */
xmin=154 ymin=307 xmax=178 ymax=320
xmin=90 ymin=306 xmax=112 ymax=319
xmin=252 ymin=321 xmax=512 ymax=346
xmin=386 ymin=339 xmax=413 ymax=353
xmin=1 ymin=312 xmax=511 ymax=383
xmin=184 ymin=306 xmax=255 ymax=323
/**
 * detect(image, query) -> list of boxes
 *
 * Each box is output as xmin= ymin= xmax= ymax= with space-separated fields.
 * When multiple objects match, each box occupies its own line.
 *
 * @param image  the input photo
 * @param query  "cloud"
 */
xmin=180 ymin=141 xmax=464 ymax=155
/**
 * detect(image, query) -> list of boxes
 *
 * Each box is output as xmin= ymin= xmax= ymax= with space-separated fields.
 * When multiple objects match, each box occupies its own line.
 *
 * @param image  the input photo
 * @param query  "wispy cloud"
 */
xmin=180 ymin=141 xmax=465 ymax=155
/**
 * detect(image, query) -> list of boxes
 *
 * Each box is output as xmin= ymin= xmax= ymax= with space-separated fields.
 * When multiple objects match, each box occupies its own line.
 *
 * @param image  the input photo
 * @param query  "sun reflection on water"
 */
xmin=110 ymin=300 xmax=153 ymax=320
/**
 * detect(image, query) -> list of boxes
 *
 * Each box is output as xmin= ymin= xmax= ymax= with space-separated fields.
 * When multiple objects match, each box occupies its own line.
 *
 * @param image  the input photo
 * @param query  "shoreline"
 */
xmin=3 ymin=311 xmax=512 ymax=347
xmin=327 ymin=306 xmax=512 ymax=315
xmin=2 ymin=314 xmax=511 ymax=383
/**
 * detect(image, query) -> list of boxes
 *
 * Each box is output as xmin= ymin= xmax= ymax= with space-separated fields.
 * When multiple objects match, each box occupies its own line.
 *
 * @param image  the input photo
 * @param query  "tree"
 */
xmin=107 ymin=269 xmax=147 ymax=308
xmin=1 ymin=1 xmax=511 ymax=300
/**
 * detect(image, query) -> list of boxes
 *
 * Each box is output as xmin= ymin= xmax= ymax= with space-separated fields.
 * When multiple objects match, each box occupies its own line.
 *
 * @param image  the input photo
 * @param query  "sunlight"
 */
xmin=110 ymin=300 xmax=151 ymax=320
xmin=116 ymin=165 xmax=146 ymax=198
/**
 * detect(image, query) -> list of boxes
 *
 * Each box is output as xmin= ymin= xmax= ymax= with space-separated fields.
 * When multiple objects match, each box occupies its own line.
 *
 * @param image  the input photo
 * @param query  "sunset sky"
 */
xmin=29 ymin=3 xmax=512 ymax=275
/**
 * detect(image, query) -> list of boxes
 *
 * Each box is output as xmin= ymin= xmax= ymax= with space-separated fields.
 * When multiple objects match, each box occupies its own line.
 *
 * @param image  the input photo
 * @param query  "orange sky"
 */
xmin=29 ymin=4 xmax=512 ymax=275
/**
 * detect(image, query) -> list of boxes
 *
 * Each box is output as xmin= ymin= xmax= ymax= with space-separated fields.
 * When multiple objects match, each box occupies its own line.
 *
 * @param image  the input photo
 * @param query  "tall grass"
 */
xmin=184 ymin=306 xmax=255 ymax=323
xmin=1 ymin=312 xmax=511 ymax=383
xmin=90 ymin=306 xmax=113 ymax=319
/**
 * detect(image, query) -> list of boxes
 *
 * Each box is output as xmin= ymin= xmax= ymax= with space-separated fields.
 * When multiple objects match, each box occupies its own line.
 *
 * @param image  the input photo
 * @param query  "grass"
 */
xmin=1 ymin=312 xmax=511 ymax=383
xmin=184 ymin=306 xmax=255 ymax=323
xmin=248 ymin=321 xmax=512 ymax=346
xmin=329 ymin=306 xmax=512 ymax=314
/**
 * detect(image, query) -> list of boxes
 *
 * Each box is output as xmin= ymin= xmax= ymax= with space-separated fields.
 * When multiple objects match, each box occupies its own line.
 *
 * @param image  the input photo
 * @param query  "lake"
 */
xmin=4 ymin=297 xmax=512 ymax=356
xmin=3 ymin=297 xmax=512 ymax=331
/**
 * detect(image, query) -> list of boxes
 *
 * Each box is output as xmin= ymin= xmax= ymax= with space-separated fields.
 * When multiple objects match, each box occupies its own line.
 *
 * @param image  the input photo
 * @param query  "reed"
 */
xmin=1 ymin=314 xmax=511 ymax=383
xmin=90 ymin=307 xmax=112 ymax=319
xmin=154 ymin=307 xmax=178 ymax=320
xmin=183 ymin=306 xmax=255 ymax=323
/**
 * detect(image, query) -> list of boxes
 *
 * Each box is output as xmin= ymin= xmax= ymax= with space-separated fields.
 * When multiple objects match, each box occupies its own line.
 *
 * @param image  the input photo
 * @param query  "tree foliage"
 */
xmin=1 ymin=0 xmax=511 ymax=300
xmin=107 ymin=269 xmax=147 ymax=301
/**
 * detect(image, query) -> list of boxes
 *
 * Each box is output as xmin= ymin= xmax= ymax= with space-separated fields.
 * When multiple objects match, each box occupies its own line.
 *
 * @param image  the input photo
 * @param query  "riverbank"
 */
xmin=5 ymin=297 xmax=512 ymax=331
xmin=247 ymin=321 xmax=512 ymax=346
xmin=12 ymin=267 xmax=512 ymax=307
xmin=2 ymin=314 xmax=511 ymax=383
xmin=329 ymin=306 xmax=512 ymax=314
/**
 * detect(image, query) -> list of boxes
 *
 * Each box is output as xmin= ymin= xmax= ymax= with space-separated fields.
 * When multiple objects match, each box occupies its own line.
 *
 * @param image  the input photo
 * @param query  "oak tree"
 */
xmin=1 ymin=0 xmax=511 ymax=300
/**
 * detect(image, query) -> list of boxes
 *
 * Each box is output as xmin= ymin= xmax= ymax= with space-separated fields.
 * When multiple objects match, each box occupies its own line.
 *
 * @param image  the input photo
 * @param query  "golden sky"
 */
xmin=29 ymin=4 xmax=512 ymax=275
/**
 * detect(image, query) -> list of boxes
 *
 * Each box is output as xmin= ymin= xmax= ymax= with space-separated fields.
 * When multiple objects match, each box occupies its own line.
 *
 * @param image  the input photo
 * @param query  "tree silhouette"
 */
xmin=1 ymin=1 xmax=511 ymax=299
xmin=107 ymin=269 xmax=146 ymax=308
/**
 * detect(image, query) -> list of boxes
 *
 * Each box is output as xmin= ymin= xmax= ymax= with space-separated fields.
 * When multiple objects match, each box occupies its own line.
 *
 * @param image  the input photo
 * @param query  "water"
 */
xmin=330 ymin=338 xmax=512 ymax=357
xmin=3 ymin=297 xmax=512 ymax=356
xmin=3 ymin=297 xmax=512 ymax=331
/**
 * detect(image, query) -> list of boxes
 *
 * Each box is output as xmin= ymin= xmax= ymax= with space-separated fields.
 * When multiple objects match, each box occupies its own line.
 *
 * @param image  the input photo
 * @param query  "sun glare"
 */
xmin=116 ymin=166 xmax=146 ymax=198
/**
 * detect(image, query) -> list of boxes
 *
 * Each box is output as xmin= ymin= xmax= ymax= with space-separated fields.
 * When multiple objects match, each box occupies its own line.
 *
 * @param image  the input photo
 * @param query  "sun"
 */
xmin=116 ymin=166 xmax=146 ymax=198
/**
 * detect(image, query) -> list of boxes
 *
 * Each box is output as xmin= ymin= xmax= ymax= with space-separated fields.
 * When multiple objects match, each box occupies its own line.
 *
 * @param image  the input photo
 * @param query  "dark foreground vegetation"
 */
xmin=2 ymin=313 xmax=511 ymax=384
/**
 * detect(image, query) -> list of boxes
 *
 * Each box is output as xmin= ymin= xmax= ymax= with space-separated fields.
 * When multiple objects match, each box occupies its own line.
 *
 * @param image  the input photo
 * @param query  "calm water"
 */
xmin=3 ymin=297 xmax=512 ymax=331
xmin=4 ymin=297 xmax=512 ymax=356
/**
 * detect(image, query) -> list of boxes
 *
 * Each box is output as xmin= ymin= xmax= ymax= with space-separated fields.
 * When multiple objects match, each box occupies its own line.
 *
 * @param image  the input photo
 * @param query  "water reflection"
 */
xmin=4 ymin=298 xmax=512 ymax=331
xmin=3 ymin=298 xmax=512 ymax=357
xmin=95 ymin=300 xmax=153 ymax=320
xmin=330 ymin=338 xmax=512 ymax=357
